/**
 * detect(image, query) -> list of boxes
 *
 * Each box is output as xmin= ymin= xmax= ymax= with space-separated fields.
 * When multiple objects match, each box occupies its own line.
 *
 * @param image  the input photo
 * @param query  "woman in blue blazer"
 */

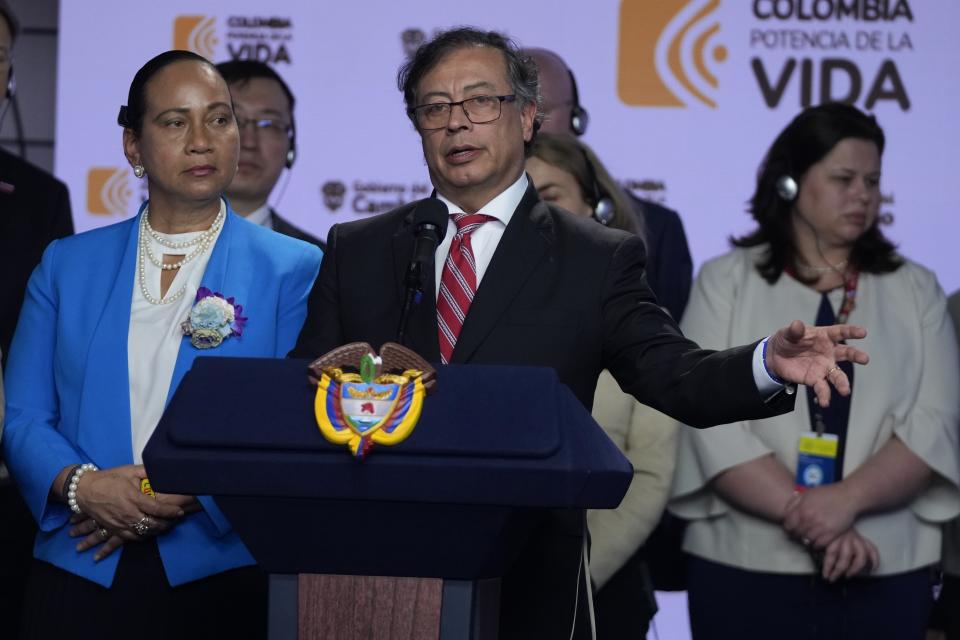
xmin=2 ymin=50 xmax=321 ymax=639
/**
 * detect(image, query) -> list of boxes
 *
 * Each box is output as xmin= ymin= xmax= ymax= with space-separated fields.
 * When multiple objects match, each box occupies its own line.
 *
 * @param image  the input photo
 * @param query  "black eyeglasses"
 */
xmin=410 ymin=95 xmax=516 ymax=130
xmin=235 ymin=116 xmax=292 ymax=139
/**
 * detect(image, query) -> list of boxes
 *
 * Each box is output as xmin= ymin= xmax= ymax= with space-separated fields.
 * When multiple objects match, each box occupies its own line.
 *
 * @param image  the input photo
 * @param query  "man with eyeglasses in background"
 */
xmin=216 ymin=59 xmax=324 ymax=249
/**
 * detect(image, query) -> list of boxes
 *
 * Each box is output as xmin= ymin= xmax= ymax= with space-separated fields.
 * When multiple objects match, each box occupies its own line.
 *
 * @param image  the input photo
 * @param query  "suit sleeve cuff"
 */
xmin=753 ymin=338 xmax=796 ymax=398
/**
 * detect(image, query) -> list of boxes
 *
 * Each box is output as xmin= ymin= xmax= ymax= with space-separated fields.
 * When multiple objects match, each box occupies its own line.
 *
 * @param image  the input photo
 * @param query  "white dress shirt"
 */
xmin=433 ymin=173 xmax=529 ymax=297
xmin=244 ymin=202 xmax=273 ymax=229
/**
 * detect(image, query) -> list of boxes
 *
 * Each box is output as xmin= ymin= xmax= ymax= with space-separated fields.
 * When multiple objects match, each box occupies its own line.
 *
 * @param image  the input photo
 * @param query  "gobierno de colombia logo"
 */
xmin=173 ymin=16 xmax=218 ymax=60
xmin=619 ymin=0 xmax=725 ymax=108
xmin=86 ymin=167 xmax=133 ymax=216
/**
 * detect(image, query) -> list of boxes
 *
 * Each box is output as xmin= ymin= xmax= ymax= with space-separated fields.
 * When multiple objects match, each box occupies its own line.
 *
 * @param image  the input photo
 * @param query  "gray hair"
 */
xmin=397 ymin=27 xmax=543 ymax=146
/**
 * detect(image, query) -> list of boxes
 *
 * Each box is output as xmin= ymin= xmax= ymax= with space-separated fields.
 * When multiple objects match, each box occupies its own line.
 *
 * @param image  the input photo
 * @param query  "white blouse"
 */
xmin=127 ymin=203 xmax=225 ymax=464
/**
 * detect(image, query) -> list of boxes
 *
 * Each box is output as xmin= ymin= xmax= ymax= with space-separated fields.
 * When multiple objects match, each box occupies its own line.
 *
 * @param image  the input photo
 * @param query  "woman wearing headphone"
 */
xmin=526 ymin=132 xmax=679 ymax=638
xmin=669 ymin=103 xmax=960 ymax=639
xmin=526 ymin=132 xmax=639 ymax=234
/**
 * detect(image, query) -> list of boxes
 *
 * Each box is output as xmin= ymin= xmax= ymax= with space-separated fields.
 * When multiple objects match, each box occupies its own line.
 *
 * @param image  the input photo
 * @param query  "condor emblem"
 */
xmin=309 ymin=342 xmax=436 ymax=460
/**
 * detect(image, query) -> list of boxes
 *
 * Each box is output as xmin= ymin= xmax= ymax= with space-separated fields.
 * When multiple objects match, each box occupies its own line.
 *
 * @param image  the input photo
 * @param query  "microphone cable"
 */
xmin=568 ymin=511 xmax=597 ymax=640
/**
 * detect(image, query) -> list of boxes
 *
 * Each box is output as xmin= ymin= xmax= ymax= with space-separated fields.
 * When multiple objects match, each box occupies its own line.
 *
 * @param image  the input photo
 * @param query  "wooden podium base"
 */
xmin=300 ymin=575 xmax=442 ymax=638
xmin=269 ymin=574 xmax=501 ymax=639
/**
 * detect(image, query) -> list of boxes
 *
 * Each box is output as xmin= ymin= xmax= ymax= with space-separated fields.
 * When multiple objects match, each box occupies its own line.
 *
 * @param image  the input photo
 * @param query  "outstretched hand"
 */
xmin=766 ymin=320 xmax=869 ymax=406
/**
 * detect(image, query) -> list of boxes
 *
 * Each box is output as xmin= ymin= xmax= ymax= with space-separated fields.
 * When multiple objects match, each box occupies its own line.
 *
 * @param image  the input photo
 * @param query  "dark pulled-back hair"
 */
xmin=216 ymin=59 xmax=295 ymax=113
xmin=733 ymin=102 xmax=901 ymax=283
xmin=0 ymin=0 xmax=19 ymax=42
xmin=118 ymin=50 xmax=220 ymax=135
xmin=397 ymin=27 xmax=543 ymax=147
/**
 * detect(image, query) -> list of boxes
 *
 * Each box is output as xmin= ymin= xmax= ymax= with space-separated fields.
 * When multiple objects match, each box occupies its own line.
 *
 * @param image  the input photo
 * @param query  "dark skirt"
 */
xmin=0 ymin=485 xmax=36 ymax=639
xmin=930 ymin=573 xmax=960 ymax=639
xmin=686 ymin=554 xmax=934 ymax=640
xmin=19 ymin=538 xmax=267 ymax=640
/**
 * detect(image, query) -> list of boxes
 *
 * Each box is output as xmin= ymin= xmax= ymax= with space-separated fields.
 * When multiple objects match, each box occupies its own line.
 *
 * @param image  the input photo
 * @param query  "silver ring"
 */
xmin=131 ymin=515 xmax=152 ymax=536
xmin=98 ymin=527 xmax=110 ymax=540
xmin=826 ymin=366 xmax=839 ymax=377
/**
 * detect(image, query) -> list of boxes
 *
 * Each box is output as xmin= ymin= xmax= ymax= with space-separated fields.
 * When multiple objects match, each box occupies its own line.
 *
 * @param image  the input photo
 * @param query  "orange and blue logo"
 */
xmin=173 ymin=15 xmax=218 ymax=59
xmin=86 ymin=167 xmax=131 ymax=216
xmin=618 ymin=0 xmax=726 ymax=108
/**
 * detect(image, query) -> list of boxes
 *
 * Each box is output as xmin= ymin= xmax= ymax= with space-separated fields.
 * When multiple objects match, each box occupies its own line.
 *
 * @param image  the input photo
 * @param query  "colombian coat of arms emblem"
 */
xmin=308 ymin=342 xmax=436 ymax=460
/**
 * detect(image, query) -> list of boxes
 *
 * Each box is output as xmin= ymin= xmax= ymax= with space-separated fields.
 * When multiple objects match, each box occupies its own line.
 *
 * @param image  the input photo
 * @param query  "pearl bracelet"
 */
xmin=66 ymin=463 xmax=98 ymax=515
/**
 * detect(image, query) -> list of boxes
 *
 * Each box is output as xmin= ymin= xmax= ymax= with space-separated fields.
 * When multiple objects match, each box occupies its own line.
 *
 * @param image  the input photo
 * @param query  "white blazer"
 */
xmin=670 ymin=247 xmax=960 ymax=576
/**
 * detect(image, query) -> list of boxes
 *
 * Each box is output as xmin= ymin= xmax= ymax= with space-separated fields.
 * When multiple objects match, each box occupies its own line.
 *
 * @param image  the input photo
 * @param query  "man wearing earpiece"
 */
xmin=525 ymin=47 xmax=694 ymax=323
xmin=216 ymin=59 xmax=325 ymax=250
xmin=292 ymin=27 xmax=871 ymax=639
xmin=0 ymin=2 xmax=74 ymax=637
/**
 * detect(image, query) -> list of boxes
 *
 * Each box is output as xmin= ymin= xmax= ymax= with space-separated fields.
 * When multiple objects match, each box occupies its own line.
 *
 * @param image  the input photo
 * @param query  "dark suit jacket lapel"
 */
xmin=390 ymin=205 xmax=441 ymax=362
xmin=269 ymin=208 xmax=289 ymax=235
xmin=451 ymin=184 xmax=551 ymax=364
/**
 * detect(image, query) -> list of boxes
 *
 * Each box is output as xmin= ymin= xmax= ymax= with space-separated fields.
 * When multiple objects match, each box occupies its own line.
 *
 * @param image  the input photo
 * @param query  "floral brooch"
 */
xmin=181 ymin=287 xmax=247 ymax=349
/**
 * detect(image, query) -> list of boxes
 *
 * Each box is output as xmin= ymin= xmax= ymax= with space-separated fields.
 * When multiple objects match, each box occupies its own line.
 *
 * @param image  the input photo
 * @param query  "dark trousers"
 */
xmin=687 ymin=555 xmax=934 ymax=640
xmin=19 ymin=539 xmax=267 ymax=640
xmin=0 ymin=485 xmax=35 ymax=640
xmin=594 ymin=549 xmax=657 ymax=639
xmin=930 ymin=574 xmax=960 ymax=639
xmin=498 ymin=509 xmax=592 ymax=639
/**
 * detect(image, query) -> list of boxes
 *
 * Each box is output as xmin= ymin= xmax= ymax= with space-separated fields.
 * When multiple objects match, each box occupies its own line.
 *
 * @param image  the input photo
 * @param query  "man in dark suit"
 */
xmin=525 ymin=46 xmax=693 ymax=321
xmin=217 ymin=60 xmax=325 ymax=250
xmin=0 ymin=3 xmax=74 ymax=636
xmin=292 ymin=27 xmax=867 ymax=639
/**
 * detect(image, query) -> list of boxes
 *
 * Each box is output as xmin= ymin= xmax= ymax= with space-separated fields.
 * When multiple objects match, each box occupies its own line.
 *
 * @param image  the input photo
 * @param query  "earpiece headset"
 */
xmin=1 ymin=2 xmax=15 ymax=103
xmin=580 ymin=147 xmax=615 ymax=225
xmin=0 ymin=65 xmax=13 ymax=128
xmin=567 ymin=69 xmax=589 ymax=137
xmin=285 ymin=116 xmax=296 ymax=169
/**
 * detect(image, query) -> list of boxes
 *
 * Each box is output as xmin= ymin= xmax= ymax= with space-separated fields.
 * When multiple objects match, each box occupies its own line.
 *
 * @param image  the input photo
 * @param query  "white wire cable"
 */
xmin=583 ymin=514 xmax=597 ymax=640
xmin=568 ymin=512 xmax=598 ymax=640
xmin=269 ymin=166 xmax=294 ymax=212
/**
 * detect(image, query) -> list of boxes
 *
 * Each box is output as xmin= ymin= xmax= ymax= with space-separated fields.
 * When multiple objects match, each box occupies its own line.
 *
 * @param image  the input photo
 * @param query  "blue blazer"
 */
xmin=2 ymin=203 xmax=322 ymax=587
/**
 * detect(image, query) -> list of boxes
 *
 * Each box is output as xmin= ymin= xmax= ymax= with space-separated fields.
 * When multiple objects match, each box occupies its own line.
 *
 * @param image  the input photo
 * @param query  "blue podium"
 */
xmin=144 ymin=357 xmax=631 ymax=639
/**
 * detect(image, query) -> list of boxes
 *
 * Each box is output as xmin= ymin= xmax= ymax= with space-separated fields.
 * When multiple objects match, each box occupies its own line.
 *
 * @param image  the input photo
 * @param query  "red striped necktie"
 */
xmin=437 ymin=212 xmax=495 ymax=364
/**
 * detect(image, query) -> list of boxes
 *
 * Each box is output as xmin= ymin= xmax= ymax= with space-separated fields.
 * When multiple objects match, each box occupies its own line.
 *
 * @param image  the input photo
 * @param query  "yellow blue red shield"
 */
xmin=314 ymin=370 xmax=426 ymax=459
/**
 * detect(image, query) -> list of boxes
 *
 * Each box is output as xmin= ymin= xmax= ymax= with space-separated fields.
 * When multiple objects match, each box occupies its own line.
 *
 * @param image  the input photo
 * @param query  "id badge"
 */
xmin=795 ymin=431 xmax=838 ymax=491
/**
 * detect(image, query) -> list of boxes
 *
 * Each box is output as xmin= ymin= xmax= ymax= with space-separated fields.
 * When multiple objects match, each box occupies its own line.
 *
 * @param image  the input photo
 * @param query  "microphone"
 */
xmin=409 ymin=198 xmax=449 ymax=267
xmin=396 ymin=198 xmax=449 ymax=345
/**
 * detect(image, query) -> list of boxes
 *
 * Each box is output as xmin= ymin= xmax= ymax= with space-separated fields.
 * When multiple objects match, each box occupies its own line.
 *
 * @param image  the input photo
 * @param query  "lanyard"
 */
xmin=835 ymin=271 xmax=859 ymax=326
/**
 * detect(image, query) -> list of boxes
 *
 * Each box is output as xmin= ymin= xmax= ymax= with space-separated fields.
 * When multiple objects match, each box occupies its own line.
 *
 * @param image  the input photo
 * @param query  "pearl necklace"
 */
xmin=143 ymin=227 xmax=218 ymax=271
xmin=143 ymin=208 xmax=224 ymax=271
xmin=137 ymin=208 xmax=223 ymax=305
